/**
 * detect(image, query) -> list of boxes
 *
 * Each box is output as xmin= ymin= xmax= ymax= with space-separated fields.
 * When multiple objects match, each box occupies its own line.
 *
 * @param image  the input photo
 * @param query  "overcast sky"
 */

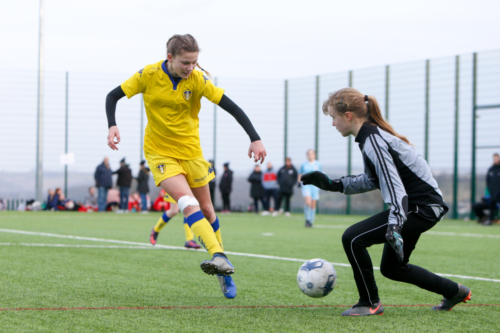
xmin=2 ymin=0 xmax=500 ymax=79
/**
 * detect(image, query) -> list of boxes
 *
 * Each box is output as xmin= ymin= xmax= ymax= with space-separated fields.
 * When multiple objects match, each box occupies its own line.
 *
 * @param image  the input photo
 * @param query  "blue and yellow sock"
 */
xmin=153 ymin=211 xmax=170 ymax=232
xmin=183 ymin=218 xmax=194 ymax=241
xmin=186 ymin=211 xmax=223 ymax=255
xmin=211 ymin=216 xmax=223 ymax=251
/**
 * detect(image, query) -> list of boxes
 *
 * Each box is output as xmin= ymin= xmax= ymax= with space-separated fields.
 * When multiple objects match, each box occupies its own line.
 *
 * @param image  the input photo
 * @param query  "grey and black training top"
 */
xmin=340 ymin=122 xmax=448 ymax=226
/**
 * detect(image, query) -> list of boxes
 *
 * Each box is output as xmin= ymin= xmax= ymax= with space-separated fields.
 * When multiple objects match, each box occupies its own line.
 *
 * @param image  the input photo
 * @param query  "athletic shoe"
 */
xmin=150 ymin=228 xmax=159 ymax=246
xmin=478 ymin=215 xmax=488 ymax=223
xmin=200 ymin=253 xmax=234 ymax=276
xmin=261 ymin=211 xmax=270 ymax=216
xmin=341 ymin=302 xmax=384 ymax=316
xmin=305 ymin=220 xmax=312 ymax=228
xmin=285 ymin=212 xmax=291 ymax=217
xmin=185 ymin=240 xmax=201 ymax=249
xmin=272 ymin=211 xmax=279 ymax=217
xmin=481 ymin=220 xmax=493 ymax=226
xmin=431 ymin=284 xmax=471 ymax=311
xmin=217 ymin=274 xmax=237 ymax=299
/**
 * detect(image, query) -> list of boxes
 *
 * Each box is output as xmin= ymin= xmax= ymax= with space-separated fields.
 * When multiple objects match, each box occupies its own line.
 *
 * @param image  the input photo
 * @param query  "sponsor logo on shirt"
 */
xmin=183 ymin=89 xmax=192 ymax=101
xmin=156 ymin=164 xmax=166 ymax=174
xmin=138 ymin=68 xmax=143 ymax=77
xmin=208 ymin=166 xmax=214 ymax=175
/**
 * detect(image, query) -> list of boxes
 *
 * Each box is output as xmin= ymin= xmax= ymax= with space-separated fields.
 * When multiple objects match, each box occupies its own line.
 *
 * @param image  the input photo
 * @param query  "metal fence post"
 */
xmin=425 ymin=59 xmax=430 ymax=162
xmin=452 ymin=55 xmax=460 ymax=219
xmin=284 ymin=79 xmax=288 ymax=163
xmin=471 ymin=53 xmax=477 ymax=218
xmin=315 ymin=75 xmax=320 ymax=159
xmin=140 ymin=95 xmax=144 ymax=161
xmin=35 ymin=0 xmax=44 ymax=201
xmin=347 ymin=71 xmax=353 ymax=215
xmin=64 ymin=71 xmax=69 ymax=197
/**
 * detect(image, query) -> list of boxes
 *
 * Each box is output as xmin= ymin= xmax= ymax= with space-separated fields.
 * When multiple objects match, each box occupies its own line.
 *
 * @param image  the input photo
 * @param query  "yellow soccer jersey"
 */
xmin=121 ymin=60 xmax=224 ymax=160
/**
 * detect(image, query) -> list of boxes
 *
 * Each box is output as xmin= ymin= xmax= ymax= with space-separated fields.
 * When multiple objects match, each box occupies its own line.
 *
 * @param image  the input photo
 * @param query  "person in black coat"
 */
xmin=479 ymin=154 xmax=500 ymax=225
xmin=136 ymin=160 xmax=150 ymax=212
xmin=219 ymin=162 xmax=233 ymax=212
xmin=277 ymin=157 xmax=298 ymax=216
xmin=208 ymin=160 xmax=216 ymax=207
xmin=248 ymin=164 xmax=265 ymax=213
xmin=113 ymin=158 xmax=133 ymax=212
xmin=94 ymin=157 xmax=113 ymax=212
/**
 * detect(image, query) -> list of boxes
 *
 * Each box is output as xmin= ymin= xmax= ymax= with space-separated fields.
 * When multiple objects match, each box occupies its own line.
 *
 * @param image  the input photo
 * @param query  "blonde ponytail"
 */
xmin=196 ymin=63 xmax=213 ymax=81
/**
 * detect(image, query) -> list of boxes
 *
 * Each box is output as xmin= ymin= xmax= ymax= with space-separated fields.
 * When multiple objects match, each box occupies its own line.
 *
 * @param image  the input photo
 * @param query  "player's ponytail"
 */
xmin=196 ymin=63 xmax=213 ymax=81
xmin=324 ymin=88 xmax=411 ymax=145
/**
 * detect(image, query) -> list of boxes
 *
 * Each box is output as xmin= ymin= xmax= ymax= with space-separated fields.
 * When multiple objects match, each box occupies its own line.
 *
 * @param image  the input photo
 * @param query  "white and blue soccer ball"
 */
xmin=297 ymin=259 xmax=337 ymax=298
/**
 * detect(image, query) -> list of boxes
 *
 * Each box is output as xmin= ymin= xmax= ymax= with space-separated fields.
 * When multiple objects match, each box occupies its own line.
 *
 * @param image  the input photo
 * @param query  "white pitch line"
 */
xmin=0 ymin=243 xmax=154 ymax=249
xmin=312 ymin=225 xmax=347 ymax=229
xmin=0 ymin=228 xmax=499 ymax=283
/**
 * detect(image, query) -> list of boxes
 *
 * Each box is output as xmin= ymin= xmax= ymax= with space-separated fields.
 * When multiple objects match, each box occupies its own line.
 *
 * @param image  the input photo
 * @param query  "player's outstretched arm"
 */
xmin=217 ymin=95 xmax=267 ymax=163
xmin=105 ymin=86 xmax=126 ymax=150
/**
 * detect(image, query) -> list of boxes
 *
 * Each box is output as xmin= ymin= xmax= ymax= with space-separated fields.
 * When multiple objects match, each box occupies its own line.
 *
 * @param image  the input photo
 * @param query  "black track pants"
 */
xmin=341 ymin=210 xmax=459 ymax=305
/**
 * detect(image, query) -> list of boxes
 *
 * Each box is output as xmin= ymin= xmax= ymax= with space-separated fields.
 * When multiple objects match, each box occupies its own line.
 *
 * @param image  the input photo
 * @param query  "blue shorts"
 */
xmin=302 ymin=185 xmax=320 ymax=200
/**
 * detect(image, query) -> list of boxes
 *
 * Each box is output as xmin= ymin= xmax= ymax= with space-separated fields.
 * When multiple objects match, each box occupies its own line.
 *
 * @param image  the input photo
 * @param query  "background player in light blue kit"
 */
xmin=299 ymin=149 xmax=321 ymax=227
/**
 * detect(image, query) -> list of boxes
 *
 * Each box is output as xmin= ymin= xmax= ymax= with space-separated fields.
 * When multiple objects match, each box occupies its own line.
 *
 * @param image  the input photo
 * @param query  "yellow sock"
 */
xmin=183 ymin=220 xmax=194 ymax=241
xmin=214 ymin=229 xmax=223 ymax=251
xmin=187 ymin=211 xmax=222 ymax=255
xmin=211 ymin=216 xmax=223 ymax=251
xmin=153 ymin=212 xmax=170 ymax=232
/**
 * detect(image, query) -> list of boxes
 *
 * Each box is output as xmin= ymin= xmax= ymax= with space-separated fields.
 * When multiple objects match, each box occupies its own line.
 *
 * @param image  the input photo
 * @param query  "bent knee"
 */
xmin=200 ymin=203 xmax=215 ymax=220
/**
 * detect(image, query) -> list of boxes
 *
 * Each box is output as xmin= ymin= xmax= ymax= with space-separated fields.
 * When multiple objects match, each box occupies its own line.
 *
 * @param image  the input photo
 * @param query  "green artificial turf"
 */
xmin=0 ymin=211 xmax=498 ymax=332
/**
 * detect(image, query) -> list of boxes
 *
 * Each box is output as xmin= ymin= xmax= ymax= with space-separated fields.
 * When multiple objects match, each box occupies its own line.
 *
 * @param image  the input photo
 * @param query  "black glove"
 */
xmin=385 ymin=224 xmax=404 ymax=263
xmin=300 ymin=171 xmax=343 ymax=192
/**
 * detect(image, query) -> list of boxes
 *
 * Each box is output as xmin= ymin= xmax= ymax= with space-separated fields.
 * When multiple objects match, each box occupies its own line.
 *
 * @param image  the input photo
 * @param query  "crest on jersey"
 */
xmin=156 ymin=164 xmax=166 ymax=174
xmin=183 ymin=89 xmax=192 ymax=101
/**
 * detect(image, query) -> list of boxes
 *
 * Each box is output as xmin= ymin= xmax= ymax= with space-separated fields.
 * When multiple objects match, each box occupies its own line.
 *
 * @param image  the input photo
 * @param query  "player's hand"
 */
xmin=300 ymin=171 xmax=343 ymax=192
xmin=248 ymin=140 xmax=267 ymax=164
xmin=385 ymin=224 xmax=404 ymax=263
xmin=107 ymin=126 xmax=121 ymax=150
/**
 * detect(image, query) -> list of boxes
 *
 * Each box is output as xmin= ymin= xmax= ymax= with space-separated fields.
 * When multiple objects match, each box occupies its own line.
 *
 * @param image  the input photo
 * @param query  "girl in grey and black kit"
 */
xmin=301 ymin=88 xmax=471 ymax=316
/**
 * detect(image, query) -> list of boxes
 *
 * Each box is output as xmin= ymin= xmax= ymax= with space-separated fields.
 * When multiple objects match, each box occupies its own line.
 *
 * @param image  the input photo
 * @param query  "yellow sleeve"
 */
xmin=121 ymin=68 xmax=147 ymax=99
xmin=199 ymin=72 xmax=225 ymax=104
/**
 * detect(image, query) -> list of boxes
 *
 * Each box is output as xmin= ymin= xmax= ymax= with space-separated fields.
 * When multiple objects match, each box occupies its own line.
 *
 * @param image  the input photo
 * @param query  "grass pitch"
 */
xmin=0 ymin=211 xmax=499 ymax=332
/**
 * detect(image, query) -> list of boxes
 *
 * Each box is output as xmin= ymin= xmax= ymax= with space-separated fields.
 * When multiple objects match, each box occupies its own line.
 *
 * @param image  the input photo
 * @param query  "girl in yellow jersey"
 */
xmin=105 ymin=34 xmax=267 ymax=299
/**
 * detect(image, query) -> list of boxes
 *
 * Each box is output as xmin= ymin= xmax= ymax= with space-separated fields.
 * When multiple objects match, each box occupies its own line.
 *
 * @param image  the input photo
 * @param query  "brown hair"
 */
xmin=166 ymin=34 xmax=212 ymax=79
xmin=323 ymin=88 xmax=411 ymax=145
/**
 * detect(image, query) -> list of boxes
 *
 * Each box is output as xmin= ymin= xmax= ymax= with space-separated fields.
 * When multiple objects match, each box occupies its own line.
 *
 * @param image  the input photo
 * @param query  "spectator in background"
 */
xmin=208 ymin=160 xmax=216 ymax=207
xmin=136 ymin=160 xmax=150 ymax=212
xmin=84 ymin=186 xmax=98 ymax=210
xmin=46 ymin=189 xmax=57 ymax=210
xmin=248 ymin=164 xmax=265 ymax=214
xmin=106 ymin=188 xmax=120 ymax=211
xmin=219 ymin=162 xmax=233 ymax=213
xmin=261 ymin=162 xmax=278 ymax=216
xmin=478 ymin=153 xmax=500 ymax=225
xmin=94 ymin=157 xmax=112 ymax=212
xmin=152 ymin=189 xmax=169 ymax=211
xmin=113 ymin=157 xmax=133 ymax=213
xmin=472 ymin=188 xmax=492 ymax=224
xmin=277 ymin=157 xmax=298 ymax=217
xmin=128 ymin=192 xmax=142 ymax=212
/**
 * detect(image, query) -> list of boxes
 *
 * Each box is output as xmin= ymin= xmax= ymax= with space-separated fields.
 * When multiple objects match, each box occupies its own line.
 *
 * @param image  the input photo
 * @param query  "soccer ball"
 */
xmin=297 ymin=259 xmax=337 ymax=298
